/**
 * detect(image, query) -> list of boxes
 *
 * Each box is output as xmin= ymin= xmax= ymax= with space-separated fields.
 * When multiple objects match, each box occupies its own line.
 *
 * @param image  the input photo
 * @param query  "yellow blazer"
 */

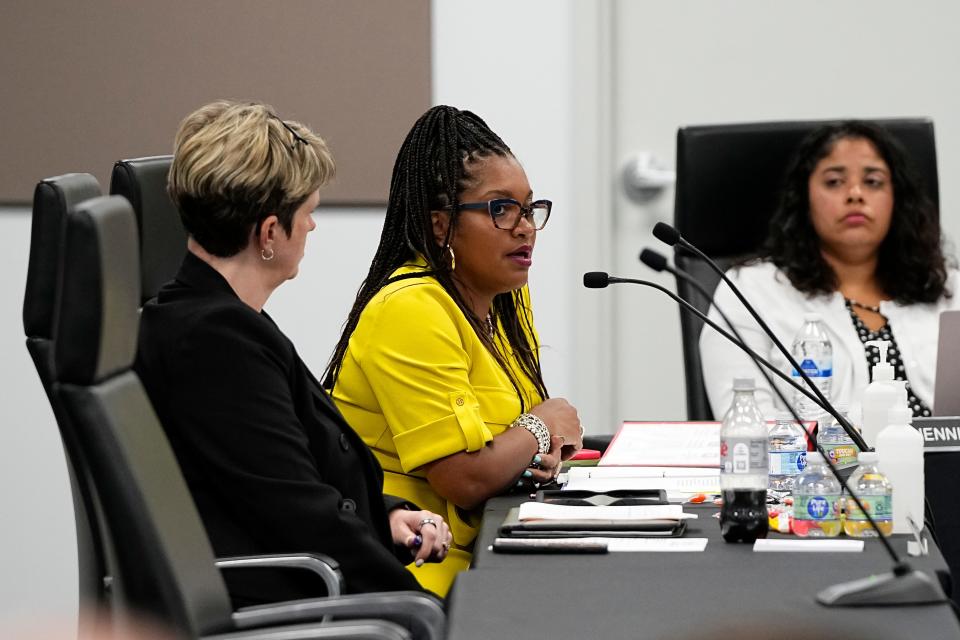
xmin=332 ymin=259 xmax=542 ymax=595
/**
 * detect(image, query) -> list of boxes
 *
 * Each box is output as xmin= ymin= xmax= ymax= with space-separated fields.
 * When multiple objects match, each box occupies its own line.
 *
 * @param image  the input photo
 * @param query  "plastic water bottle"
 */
xmin=843 ymin=452 xmax=893 ymax=538
xmin=792 ymin=451 xmax=841 ymax=537
xmin=817 ymin=404 xmax=859 ymax=469
xmin=768 ymin=411 xmax=808 ymax=492
xmin=791 ymin=313 xmax=833 ymax=420
xmin=720 ymin=378 xmax=769 ymax=543
xmin=876 ymin=406 xmax=925 ymax=534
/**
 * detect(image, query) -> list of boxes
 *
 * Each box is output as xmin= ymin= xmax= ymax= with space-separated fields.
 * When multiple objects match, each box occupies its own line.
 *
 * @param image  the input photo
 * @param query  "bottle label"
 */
xmin=768 ymin=450 xmax=807 ymax=476
xmin=794 ymin=494 xmax=840 ymax=521
xmin=845 ymin=495 xmax=892 ymax=522
xmin=821 ymin=443 xmax=859 ymax=467
xmin=721 ymin=437 xmax=768 ymax=474
xmin=791 ymin=358 xmax=832 ymax=378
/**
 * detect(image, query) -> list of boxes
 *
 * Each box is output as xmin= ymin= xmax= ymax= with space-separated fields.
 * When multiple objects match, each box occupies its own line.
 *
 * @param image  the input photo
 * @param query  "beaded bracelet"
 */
xmin=511 ymin=413 xmax=551 ymax=455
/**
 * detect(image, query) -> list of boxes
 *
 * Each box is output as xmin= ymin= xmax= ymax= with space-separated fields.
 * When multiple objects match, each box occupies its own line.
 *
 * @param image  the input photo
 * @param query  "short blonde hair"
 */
xmin=168 ymin=100 xmax=335 ymax=256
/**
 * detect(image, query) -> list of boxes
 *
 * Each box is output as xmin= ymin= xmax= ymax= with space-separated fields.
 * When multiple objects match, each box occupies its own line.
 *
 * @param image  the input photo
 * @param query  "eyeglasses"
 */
xmin=270 ymin=114 xmax=309 ymax=150
xmin=451 ymin=198 xmax=552 ymax=231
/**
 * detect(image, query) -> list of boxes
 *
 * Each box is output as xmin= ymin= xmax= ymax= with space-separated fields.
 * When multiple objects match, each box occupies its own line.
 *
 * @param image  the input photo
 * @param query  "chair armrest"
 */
xmin=216 ymin=553 xmax=344 ymax=597
xmin=204 ymin=618 xmax=411 ymax=640
xmin=231 ymin=592 xmax=445 ymax=640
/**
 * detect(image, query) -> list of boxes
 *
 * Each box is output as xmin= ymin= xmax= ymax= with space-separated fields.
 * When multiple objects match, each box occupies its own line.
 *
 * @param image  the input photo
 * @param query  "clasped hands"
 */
xmin=526 ymin=397 xmax=584 ymax=482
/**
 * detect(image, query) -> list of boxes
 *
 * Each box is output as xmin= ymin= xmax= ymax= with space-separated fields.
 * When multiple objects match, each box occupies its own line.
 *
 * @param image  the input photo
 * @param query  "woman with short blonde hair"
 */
xmin=136 ymin=100 xmax=451 ymax=604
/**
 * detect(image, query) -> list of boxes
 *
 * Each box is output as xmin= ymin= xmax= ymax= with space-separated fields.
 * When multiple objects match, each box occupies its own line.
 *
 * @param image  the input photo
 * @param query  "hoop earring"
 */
xmin=261 ymin=247 xmax=275 ymax=261
xmin=446 ymin=245 xmax=456 ymax=271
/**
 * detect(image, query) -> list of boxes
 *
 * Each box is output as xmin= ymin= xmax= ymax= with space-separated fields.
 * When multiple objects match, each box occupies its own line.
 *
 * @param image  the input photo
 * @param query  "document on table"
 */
xmin=517 ymin=502 xmax=697 ymax=522
xmin=753 ymin=539 xmax=864 ymax=553
xmin=562 ymin=466 xmax=721 ymax=498
xmin=600 ymin=422 xmax=721 ymax=467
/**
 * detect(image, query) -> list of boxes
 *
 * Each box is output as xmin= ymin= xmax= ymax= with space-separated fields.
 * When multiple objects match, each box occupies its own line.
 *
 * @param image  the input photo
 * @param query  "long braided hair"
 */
xmin=324 ymin=106 xmax=549 ymax=409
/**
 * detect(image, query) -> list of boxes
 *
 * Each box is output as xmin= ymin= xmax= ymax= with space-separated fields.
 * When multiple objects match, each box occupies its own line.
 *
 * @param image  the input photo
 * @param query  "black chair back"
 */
xmin=110 ymin=156 xmax=186 ymax=303
xmin=672 ymin=118 xmax=939 ymax=420
xmin=21 ymin=173 xmax=110 ymax=613
xmin=52 ymin=196 xmax=235 ymax=637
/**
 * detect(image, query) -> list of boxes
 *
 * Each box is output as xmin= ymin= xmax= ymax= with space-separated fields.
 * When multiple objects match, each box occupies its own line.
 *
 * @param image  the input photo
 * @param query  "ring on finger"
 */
xmin=419 ymin=517 xmax=438 ymax=530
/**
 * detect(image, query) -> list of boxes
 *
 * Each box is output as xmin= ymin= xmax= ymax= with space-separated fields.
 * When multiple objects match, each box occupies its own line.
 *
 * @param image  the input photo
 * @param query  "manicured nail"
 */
xmin=413 ymin=535 xmax=422 ymax=547
xmin=532 ymin=454 xmax=542 ymax=465
xmin=415 ymin=559 xmax=424 ymax=567
xmin=523 ymin=470 xmax=533 ymax=478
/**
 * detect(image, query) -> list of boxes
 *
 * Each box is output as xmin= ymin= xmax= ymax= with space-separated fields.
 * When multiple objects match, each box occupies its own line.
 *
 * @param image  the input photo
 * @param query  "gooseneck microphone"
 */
xmin=652 ymin=222 xmax=868 ymax=453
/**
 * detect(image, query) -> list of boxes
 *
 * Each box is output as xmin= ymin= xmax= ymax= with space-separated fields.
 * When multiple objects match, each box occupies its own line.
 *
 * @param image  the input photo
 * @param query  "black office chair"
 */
xmin=50 ymin=195 xmax=444 ymax=640
xmin=110 ymin=155 xmax=187 ymax=303
xmin=22 ymin=173 xmax=113 ymax=623
xmin=672 ymin=118 xmax=939 ymax=421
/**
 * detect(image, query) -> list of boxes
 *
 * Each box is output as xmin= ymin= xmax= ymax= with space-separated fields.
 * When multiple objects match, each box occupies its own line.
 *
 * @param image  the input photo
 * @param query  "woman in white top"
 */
xmin=701 ymin=120 xmax=958 ymax=418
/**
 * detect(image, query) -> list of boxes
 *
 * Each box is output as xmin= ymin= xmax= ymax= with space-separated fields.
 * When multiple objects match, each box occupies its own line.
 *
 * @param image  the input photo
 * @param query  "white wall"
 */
xmin=0 ymin=210 xmax=79 ymax=632
xmin=432 ymin=0 xmax=576 ymax=403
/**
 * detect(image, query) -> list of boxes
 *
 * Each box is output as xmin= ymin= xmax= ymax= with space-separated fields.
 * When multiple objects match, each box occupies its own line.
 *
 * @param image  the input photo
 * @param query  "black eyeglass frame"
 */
xmin=449 ymin=198 xmax=552 ymax=231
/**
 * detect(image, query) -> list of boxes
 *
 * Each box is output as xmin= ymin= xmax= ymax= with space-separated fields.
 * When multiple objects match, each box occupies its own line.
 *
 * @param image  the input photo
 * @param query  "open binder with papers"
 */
xmin=499 ymin=502 xmax=696 ymax=538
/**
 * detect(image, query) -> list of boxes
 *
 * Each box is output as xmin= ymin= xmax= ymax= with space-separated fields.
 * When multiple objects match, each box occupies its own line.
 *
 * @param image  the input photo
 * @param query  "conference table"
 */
xmin=445 ymin=493 xmax=960 ymax=640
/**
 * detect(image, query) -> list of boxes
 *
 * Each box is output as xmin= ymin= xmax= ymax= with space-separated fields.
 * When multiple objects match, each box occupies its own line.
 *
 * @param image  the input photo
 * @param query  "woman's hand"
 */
xmin=523 ymin=436 xmax=565 ymax=484
xmin=389 ymin=509 xmax=452 ymax=567
xmin=529 ymin=398 xmax=584 ymax=460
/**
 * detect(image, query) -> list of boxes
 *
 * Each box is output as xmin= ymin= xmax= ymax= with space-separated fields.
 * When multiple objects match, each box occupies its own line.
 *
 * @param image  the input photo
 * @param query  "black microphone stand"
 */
xmin=586 ymin=270 xmax=946 ymax=606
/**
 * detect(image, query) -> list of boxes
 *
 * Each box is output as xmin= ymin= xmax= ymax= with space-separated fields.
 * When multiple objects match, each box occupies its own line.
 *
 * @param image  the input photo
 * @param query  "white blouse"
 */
xmin=699 ymin=260 xmax=960 ymax=419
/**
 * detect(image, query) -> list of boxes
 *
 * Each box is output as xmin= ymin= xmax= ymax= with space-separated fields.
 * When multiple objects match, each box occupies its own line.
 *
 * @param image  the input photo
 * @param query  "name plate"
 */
xmin=913 ymin=417 xmax=960 ymax=452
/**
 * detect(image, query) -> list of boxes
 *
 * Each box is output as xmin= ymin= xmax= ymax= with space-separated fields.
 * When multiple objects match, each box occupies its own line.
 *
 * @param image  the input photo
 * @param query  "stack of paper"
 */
xmin=562 ymin=466 xmax=720 ymax=499
xmin=517 ymin=502 xmax=697 ymax=523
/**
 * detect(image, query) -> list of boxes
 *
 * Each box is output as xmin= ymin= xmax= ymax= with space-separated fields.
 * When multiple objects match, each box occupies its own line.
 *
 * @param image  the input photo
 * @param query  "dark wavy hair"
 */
xmin=323 ymin=106 xmax=548 ymax=408
xmin=762 ymin=120 xmax=949 ymax=303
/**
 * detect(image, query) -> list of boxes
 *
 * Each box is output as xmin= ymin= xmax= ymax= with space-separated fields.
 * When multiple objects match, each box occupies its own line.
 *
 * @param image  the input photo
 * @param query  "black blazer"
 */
xmin=135 ymin=252 xmax=424 ymax=603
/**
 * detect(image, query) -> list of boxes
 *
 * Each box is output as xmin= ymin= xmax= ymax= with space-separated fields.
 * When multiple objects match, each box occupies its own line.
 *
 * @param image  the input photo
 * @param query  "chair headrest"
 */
xmin=54 ymin=196 xmax=141 ymax=385
xmin=110 ymin=155 xmax=187 ymax=303
xmin=23 ymin=173 xmax=102 ymax=338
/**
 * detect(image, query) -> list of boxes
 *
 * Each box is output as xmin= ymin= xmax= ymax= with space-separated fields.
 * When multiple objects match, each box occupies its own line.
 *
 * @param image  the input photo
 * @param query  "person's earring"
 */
xmin=446 ymin=245 xmax=456 ymax=271
xmin=261 ymin=247 xmax=275 ymax=261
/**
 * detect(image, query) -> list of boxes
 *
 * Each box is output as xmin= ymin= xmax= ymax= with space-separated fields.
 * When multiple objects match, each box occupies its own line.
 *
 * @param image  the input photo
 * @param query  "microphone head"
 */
xmin=583 ymin=272 xmax=610 ymax=288
xmin=639 ymin=248 xmax=668 ymax=272
xmin=652 ymin=222 xmax=681 ymax=247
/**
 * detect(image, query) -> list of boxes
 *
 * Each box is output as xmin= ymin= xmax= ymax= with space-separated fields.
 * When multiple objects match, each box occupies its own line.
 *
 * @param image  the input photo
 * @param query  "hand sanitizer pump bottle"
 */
xmin=861 ymin=340 xmax=902 ymax=447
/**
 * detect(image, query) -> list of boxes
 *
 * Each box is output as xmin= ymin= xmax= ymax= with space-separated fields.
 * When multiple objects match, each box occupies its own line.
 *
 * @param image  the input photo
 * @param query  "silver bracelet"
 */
xmin=511 ymin=413 xmax=551 ymax=455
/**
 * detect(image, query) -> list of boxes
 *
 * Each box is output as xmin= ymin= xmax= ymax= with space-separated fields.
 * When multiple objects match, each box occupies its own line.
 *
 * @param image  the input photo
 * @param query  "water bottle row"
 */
xmin=720 ymin=376 xmax=925 ymax=543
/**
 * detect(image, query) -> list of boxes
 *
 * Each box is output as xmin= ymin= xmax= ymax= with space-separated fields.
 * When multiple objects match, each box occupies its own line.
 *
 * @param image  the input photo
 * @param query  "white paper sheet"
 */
xmin=566 ymin=466 xmax=720 ymax=479
xmin=562 ymin=475 xmax=721 ymax=495
xmin=600 ymin=422 xmax=721 ymax=467
xmin=753 ymin=539 xmax=865 ymax=553
xmin=517 ymin=502 xmax=697 ymax=522
xmin=493 ymin=536 xmax=709 ymax=552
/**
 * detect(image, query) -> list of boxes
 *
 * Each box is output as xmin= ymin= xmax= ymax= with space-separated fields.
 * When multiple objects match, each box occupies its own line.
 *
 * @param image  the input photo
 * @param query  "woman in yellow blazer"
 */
xmin=326 ymin=106 xmax=584 ymax=595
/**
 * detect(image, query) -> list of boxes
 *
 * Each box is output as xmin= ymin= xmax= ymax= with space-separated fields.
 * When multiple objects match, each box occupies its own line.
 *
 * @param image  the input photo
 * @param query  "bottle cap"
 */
xmin=732 ymin=377 xmax=755 ymax=391
xmin=775 ymin=411 xmax=794 ymax=422
xmin=857 ymin=451 xmax=879 ymax=464
xmin=803 ymin=312 xmax=822 ymax=322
